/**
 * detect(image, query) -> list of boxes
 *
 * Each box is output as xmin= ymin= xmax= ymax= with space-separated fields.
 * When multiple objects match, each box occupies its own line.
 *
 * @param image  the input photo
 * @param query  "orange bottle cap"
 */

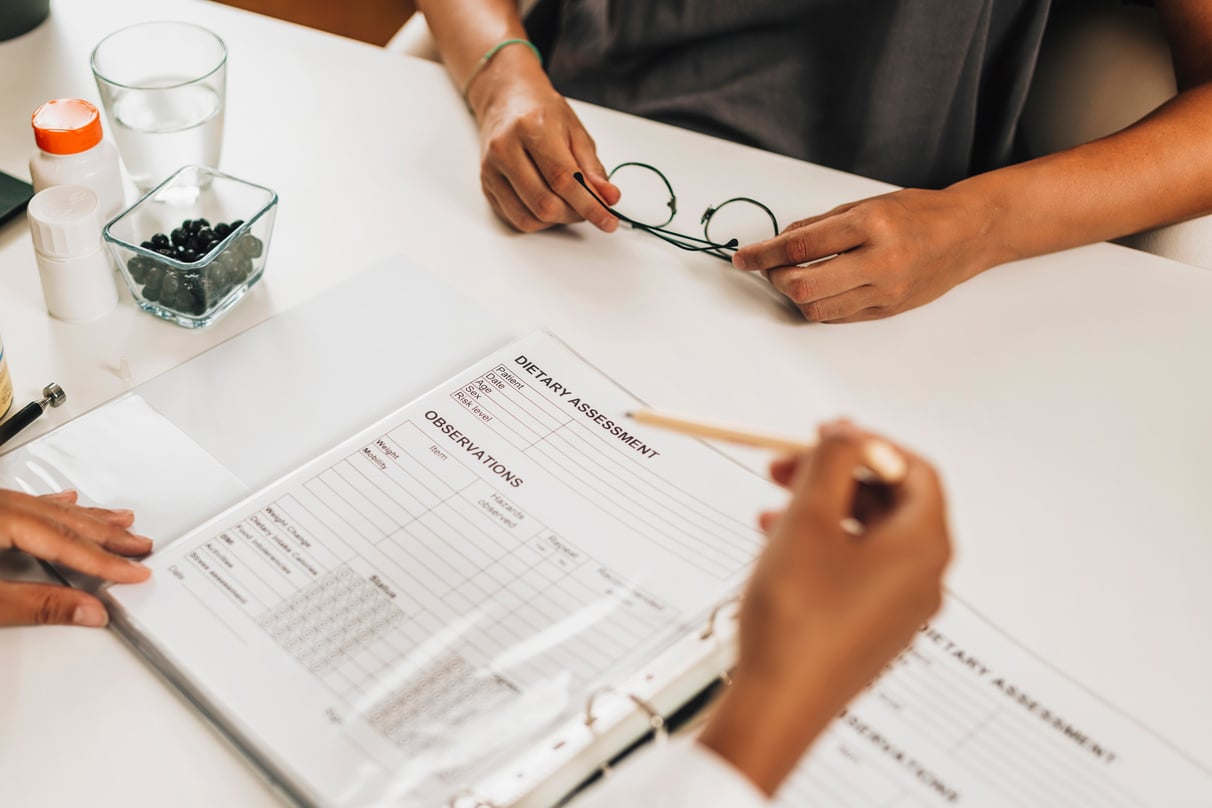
xmin=32 ymin=99 xmax=104 ymax=155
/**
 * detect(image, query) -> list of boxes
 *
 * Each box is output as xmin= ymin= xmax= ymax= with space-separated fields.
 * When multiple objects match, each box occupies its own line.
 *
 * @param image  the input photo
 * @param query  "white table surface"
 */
xmin=0 ymin=1 xmax=1209 ymax=805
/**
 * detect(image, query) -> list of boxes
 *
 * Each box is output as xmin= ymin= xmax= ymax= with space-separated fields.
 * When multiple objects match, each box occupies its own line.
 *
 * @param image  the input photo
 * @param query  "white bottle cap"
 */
xmin=27 ymin=184 xmax=102 ymax=258
xmin=27 ymin=184 xmax=118 ymax=322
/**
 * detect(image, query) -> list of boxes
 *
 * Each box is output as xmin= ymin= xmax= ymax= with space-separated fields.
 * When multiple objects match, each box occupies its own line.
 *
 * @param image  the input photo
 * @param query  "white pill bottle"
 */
xmin=30 ymin=98 xmax=124 ymax=223
xmin=27 ymin=185 xmax=119 ymax=322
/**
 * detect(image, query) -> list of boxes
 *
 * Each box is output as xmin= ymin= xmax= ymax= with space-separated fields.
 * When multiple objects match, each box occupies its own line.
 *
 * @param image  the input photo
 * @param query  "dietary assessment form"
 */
xmin=108 ymin=332 xmax=779 ymax=806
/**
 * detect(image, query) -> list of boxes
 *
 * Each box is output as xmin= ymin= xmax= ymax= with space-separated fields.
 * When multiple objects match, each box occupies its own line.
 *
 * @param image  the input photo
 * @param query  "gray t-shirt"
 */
xmin=526 ymin=0 xmax=1052 ymax=189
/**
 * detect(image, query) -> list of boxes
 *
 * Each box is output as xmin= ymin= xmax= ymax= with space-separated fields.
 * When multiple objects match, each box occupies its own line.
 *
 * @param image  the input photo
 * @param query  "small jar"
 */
xmin=0 ymin=331 xmax=12 ymax=418
xmin=27 ymin=185 xmax=119 ymax=322
xmin=30 ymin=98 xmax=124 ymax=223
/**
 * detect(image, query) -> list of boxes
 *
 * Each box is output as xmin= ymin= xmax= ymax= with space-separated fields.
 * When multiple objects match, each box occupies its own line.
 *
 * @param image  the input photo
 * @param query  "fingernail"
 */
xmin=731 ymin=252 xmax=746 ymax=269
xmin=73 ymin=604 xmax=108 ymax=627
xmin=862 ymin=439 xmax=908 ymax=484
xmin=113 ymin=508 xmax=134 ymax=518
xmin=602 ymin=218 xmax=618 ymax=233
xmin=841 ymin=517 xmax=866 ymax=537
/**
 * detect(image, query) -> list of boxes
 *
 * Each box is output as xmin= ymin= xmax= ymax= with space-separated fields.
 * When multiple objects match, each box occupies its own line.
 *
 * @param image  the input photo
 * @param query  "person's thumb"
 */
xmin=0 ymin=581 xmax=109 ymax=628
xmin=570 ymin=131 xmax=620 ymax=206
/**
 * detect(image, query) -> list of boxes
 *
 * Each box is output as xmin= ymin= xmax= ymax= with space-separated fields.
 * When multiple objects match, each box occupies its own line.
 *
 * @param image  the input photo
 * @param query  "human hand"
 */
xmin=732 ymin=187 xmax=1002 ymax=322
xmin=466 ymin=45 xmax=621 ymax=234
xmin=699 ymin=421 xmax=950 ymax=794
xmin=0 ymin=489 xmax=151 ymax=628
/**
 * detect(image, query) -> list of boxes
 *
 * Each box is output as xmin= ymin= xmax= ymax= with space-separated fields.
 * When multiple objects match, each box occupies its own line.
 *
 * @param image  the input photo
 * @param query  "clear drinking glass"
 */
xmin=91 ymin=21 xmax=227 ymax=192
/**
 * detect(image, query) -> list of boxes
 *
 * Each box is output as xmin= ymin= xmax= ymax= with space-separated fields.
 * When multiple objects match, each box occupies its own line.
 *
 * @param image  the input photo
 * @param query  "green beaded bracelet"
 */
xmin=460 ymin=38 xmax=543 ymax=102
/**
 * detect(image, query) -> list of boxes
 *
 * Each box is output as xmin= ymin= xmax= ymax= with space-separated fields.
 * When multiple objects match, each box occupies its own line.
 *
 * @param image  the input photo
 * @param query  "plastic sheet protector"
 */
xmin=102 ymin=330 xmax=783 ymax=807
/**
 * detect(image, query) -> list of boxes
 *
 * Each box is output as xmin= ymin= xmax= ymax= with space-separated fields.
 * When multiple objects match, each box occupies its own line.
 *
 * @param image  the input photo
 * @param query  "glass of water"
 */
xmin=91 ymin=22 xmax=227 ymax=193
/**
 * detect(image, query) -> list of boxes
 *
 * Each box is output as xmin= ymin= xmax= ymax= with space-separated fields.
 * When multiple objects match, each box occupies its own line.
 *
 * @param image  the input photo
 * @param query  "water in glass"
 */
xmin=110 ymin=82 xmax=223 ymax=191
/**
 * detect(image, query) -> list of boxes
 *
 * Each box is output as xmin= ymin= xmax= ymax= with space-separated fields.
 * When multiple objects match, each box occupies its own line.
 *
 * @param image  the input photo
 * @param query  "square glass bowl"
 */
xmin=103 ymin=165 xmax=277 ymax=328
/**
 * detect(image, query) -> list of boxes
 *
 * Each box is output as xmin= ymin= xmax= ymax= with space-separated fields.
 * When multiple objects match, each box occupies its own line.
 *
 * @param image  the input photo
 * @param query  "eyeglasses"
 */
xmin=574 ymin=162 xmax=779 ymax=262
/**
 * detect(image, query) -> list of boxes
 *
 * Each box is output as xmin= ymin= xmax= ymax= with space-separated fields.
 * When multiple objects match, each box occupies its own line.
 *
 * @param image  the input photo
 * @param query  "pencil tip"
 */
xmin=624 ymin=411 xmax=635 ymax=418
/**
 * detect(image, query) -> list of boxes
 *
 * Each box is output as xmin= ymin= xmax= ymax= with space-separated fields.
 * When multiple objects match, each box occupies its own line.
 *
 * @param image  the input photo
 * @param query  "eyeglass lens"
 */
xmin=608 ymin=163 xmax=777 ymax=251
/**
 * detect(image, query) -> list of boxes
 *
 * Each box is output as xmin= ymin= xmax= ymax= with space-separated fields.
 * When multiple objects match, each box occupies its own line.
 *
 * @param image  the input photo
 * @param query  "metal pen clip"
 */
xmin=0 ymin=382 xmax=66 ymax=448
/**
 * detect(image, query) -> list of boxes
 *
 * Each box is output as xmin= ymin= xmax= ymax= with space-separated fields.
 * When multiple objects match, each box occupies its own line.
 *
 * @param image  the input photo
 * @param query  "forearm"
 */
xmin=415 ymin=0 xmax=551 ymax=118
xmin=958 ymin=82 xmax=1212 ymax=268
xmin=415 ymin=0 xmax=532 ymax=88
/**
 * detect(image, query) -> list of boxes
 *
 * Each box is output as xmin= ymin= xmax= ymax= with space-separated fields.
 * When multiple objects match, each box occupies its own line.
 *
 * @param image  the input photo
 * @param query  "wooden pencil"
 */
xmin=626 ymin=409 xmax=907 ymax=484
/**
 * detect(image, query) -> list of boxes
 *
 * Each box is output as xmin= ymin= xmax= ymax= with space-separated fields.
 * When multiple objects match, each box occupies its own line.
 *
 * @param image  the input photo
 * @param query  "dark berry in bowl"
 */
xmin=130 ymin=215 xmax=265 ymax=320
xmin=236 ymin=234 xmax=263 ymax=259
xmin=126 ymin=255 xmax=152 ymax=284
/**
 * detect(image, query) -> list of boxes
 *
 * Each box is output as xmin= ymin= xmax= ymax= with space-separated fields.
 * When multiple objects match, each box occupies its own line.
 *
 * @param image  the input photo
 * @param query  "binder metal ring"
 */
xmin=699 ymin=595 xmax=743 ymax=641
xmin=584 ymin=686 xmax=668 ymax=742
xmin=447 ymin=788 xmax=500 ymax=807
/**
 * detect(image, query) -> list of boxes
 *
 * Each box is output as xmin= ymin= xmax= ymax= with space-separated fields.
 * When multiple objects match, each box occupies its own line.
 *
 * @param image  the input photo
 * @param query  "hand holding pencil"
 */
xmin=695 ymin=418 xmax=952 ymax=795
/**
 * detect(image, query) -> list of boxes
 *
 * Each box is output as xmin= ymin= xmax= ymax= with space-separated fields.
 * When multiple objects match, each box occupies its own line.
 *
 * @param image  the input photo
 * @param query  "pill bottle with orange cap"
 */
xmin=29 ymin=98 xmax=124 ymax=222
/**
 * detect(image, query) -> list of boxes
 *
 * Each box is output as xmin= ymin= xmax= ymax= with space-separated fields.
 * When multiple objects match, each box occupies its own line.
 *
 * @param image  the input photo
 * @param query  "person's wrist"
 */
xmin=943 ymin=176 xmax=1020 ymax=271
xmin=699 ymin=669 xmax=839 ymax=796
xmin=465 ymin=43 xmax=550 ymax=119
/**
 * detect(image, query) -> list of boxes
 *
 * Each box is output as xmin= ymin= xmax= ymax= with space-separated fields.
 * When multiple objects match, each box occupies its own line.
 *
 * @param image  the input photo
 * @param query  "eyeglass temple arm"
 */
xmin=641 ymin=226 xmax=740 ymax=254
xmin=573 ymin=172 xmax=648 ymax=230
